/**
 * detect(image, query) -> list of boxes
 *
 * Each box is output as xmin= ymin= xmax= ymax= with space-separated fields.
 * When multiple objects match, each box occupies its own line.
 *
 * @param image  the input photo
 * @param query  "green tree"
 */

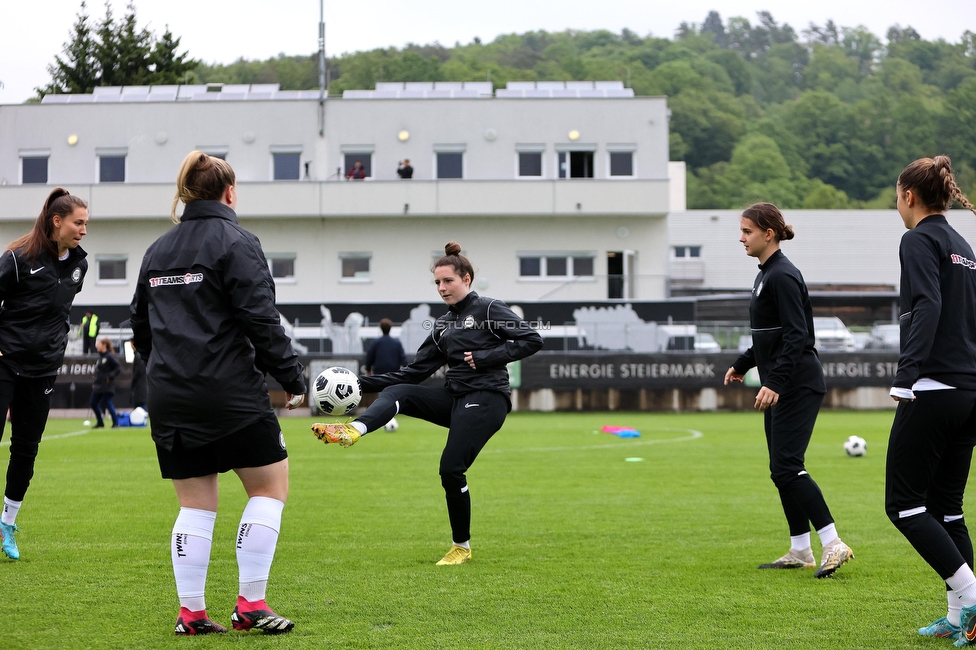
xmin=39 ymin=1 xmax=98 ymax=95
xmin=149 ymin=26 xmax=197 ymax=85
xmin=801 ymin=180 xmax=851 ymax=208
xmin=38 ymin=0 xmax=196 ymax=97
xmin=668 ymin=89 xmax=746 ymax=168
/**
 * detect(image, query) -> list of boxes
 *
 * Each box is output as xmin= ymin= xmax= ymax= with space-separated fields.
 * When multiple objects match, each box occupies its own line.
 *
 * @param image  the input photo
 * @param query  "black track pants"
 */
xmin=0 ymin=363 xmax=56 ymax=502
xmin=358 ymin=385 xmax=509 ymax=543
xmin=764 ymin=388 xmax=834 ymax=536
xmin=886 ymin=390 xmax=976 ymax=579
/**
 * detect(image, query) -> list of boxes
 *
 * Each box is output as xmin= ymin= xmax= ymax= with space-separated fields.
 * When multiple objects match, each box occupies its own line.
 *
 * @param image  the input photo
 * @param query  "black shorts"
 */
xmin=156 ymin=412 xmax=288 ymax=480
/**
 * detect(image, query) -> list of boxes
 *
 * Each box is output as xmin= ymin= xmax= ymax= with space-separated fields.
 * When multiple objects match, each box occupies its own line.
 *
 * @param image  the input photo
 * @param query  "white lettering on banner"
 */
xmin=550 ymin=364 xmax=615 ymax=379
xmin=550 ymin=363 xmax=716 ymax=381
xmin=58 ymin=363 xmax=97 ymax=376
xmin=822 ymin=362 xmax=871 ymax=377
xmin=876 ymin=362 xmax=899 ymax=377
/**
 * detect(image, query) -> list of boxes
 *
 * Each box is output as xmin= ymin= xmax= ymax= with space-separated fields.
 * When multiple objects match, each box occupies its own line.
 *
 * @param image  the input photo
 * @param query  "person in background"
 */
xmin=90 ymin=338 xmax=120 ymax=428
xmin=131 ymin=151 xmax=307 ymax=636
xmin=345 ymin=161 xmax=367 ymax=180
xmin=725 ymin=202 xmax=854 ymax=579
xmin=397 ymin=159 xmax=414 ymax=179
xmin=0 ymin=187 xmax=89 ymax=560
xmin=882 ymin=156 xmax=976 ymax=645
xmin=313 ymin=241 xmax=543 ymax=566
xmin=365 ymin=318 xmax=406 ymax=376
xmin=128 ymin=339 xmax=148 ymax=411
xmin=81 ymin=311 xmax=99 ymax=354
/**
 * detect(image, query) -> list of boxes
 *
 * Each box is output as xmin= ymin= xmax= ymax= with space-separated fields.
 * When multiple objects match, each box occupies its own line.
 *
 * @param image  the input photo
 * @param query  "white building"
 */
xmin=0 ymin=81 xmax=677 ymax=319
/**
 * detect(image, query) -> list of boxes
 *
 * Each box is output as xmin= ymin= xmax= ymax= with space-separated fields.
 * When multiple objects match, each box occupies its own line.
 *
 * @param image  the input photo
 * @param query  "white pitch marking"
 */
xmin=0 ymin=429 xmax=92 ymax=447
xmin=328 ymin=427 xmax=704 ymax=460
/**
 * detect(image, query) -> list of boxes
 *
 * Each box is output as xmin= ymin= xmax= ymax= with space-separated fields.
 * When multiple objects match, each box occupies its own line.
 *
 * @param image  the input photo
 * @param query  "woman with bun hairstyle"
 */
xmin=130 ymin=151 xmax=307 ymax=636
xmin=883 ymin=157 xmax=976 ymax=644
xmin=313 ymin=242 xmax=543 ymax=565
xmin=725 ymin=202 xmax=853 ymax=578
xmin=0 ymin=188 xmax=88 ymax=560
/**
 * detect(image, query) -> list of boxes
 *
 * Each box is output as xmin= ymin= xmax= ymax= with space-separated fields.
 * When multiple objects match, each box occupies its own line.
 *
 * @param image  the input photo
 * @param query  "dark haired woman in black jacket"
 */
xmin=884 ymin=156 xmax=976 ymax=644
xmin=313 ymin=241 xmax=543 ymax=566
xmin=725 ymin=202 xmax=853 ymax=579
xmin=0 ymin=187 xmax=89 ymax=561
xmin=90 ymin=338 xmax=121 ymax=428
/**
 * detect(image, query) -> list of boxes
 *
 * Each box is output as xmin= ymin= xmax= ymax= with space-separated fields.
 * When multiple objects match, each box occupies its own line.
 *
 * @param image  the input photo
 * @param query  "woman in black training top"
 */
xmin=90 ymin=338 xmax=121 ymax=428
xmin=725 ymin=202 xmax=853 ymax=579
xmin=313 ymin=241 xmax=543 ymax=566
xmin=883 ymin=156 xmax=976 ymax=645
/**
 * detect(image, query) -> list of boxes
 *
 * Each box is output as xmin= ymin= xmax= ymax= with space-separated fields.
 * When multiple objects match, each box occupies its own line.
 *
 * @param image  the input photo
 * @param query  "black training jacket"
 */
xmin=360 ymin=292 xmax=543 ymax=398
xmin=893 ymin=214 xmax=976 ymax=391
xmin=130 ymin=201 xmax=306 ymax=449
xmin=0 ymin=244 xmax=87 ymax=377
xmin=732 ymin=249 xmax=826 ymax=396
xmin=92 ymin=350 xmax=121 ymax=394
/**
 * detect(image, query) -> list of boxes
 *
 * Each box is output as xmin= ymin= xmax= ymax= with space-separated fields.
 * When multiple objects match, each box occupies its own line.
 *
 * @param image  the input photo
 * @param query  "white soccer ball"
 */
xmin=844 ymin=435 xmax=867 ymax=457
xmin=311 ymin=367 xmax=362 ymax=416
xmin=383 ymin=417 xmax=399 ymax=432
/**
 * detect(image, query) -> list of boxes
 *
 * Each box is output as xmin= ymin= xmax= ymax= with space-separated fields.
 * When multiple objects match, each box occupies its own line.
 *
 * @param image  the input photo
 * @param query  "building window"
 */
xmin=519 ymin=255 xmax=595 ymax=278
xmin=344 ymin=153 xmax=371 ymax=179
xmin=609 ymin=151 xmax=634 ymax=177
xmin=99 ymin=156 xmax=126 ymax=183
xmin=519 ymin=257 xmax=541 ymax=277
xmin=436 ymin=152 xmax=463 ymax=179
xmin=267 ymin=254 xmax=296 ymax=281
xmin=340 ymin=254 xmax=371 ymax=281
xmin=558 ymin=151 xmax=594 ymax=178
xmin=96 ymin=256 xmax=127 ymax=283
xmin=673 ymin=246 xmax=702 ymax=258
xmin=273 ymin=153 xmax=301 ymax=180
xmin=22 ymin=157 xmax=48 ymax=184
xmin=518 ymin=152 xmax=542 ymax=177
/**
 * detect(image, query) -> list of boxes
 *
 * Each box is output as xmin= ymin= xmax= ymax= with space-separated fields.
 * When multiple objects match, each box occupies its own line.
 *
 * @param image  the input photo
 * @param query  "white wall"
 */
xmin=668 ymin=209 xmax=976 ymax=292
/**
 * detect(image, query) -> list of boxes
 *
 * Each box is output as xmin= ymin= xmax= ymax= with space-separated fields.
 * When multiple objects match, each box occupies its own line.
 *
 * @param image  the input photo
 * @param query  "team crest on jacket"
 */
xmin=71 ymin=267 xmax=82 ymax=282
xmin=463 ymin=315 xmax=476 ymax=329
xmin=755 ymin=281 xmax=764 ymax=297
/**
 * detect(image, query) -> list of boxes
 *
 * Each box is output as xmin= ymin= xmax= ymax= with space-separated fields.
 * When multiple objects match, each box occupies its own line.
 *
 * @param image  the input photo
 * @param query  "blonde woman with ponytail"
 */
xmin=0 ymin=188 xmax=89 ymax=561
xmin=883 ymin=156 xmax=976 ymax=644
xmin=130 ymin=151 xmax=307 ymax=636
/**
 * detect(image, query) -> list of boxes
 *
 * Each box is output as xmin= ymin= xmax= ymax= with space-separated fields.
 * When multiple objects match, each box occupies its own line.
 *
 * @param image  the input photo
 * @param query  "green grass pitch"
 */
xmin=0 ymin=410 xmax=957 ymax=648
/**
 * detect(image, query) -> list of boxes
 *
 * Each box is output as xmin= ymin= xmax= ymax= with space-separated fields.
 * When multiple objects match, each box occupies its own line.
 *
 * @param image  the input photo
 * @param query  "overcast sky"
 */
xmin=2 ymin=0 xmax=974 ymax=104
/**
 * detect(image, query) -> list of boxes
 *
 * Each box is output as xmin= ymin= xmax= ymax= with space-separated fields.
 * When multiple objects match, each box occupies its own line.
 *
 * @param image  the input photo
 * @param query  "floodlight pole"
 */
xmin=318 ymin=0 xmax=326 ymax=137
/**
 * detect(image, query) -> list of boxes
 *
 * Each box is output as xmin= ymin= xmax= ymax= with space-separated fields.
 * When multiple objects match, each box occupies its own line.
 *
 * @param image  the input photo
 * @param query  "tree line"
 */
xmin=42 ymin=6 xmax=976 ymax=209
xmin=39 ymin=1 xmax=196 ymax=96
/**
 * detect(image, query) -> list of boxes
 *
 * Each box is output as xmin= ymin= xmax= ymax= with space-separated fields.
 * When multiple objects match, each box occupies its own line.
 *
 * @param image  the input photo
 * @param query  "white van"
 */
xmin=813 ymin=317 xmax=856 ymax=352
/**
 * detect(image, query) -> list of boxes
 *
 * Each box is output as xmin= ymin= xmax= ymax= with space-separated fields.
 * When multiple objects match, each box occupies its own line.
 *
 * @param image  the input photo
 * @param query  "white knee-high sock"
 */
xmin=948 ymin=588 xmax=964 ymax=626
xmin=2 ymin=497 xmax=22 ymax=526
xmin=172 ymin=508 xmax=216 ymax=612
xmin=237 ymin=496 xmax=284 ymax=602
xmin=948 ymin=564 xmax=976 ymax=608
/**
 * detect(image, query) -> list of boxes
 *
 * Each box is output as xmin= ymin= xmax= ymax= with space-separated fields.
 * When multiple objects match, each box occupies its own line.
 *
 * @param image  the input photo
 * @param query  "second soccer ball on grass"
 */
xmin=844 ymin=435 xmax=867 ymax=457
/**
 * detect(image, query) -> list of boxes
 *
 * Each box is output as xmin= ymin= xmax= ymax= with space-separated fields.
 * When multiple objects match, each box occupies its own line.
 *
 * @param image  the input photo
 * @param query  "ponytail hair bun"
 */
xmin=899 ymin=155 xmax=976 ymax=216
xmin=433 ymin=241 xmax=475 ymax=282
xmin=741 ymin=202 xmax=794 ymax=242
